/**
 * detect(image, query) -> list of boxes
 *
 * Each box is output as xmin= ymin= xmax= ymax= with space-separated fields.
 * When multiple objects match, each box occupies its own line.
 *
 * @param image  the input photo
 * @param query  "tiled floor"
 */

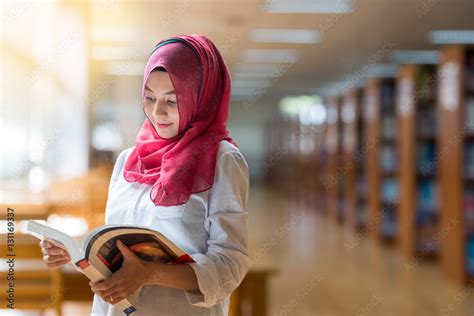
xmin=4 ymin=185 xmax=474 ymax=315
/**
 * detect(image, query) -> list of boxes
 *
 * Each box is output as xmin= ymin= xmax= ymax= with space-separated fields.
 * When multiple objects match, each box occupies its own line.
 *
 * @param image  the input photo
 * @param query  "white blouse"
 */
xmin=91 ymin=140 xmax=250 ymax=316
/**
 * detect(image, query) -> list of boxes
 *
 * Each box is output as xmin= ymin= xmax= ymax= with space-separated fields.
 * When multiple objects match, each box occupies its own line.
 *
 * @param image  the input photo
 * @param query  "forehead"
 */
xmin=146 ymin=71 xmax=175 ymax=91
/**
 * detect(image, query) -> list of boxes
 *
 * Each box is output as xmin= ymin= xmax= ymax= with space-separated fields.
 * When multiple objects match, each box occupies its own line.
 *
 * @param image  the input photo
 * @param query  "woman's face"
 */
xmin=143 ymin=70 xmax=180 ymax=139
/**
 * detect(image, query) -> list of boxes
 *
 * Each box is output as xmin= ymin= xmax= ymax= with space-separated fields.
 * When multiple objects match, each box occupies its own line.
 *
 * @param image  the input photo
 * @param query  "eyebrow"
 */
xmin=144 ymin=85 xmax=175 ymax=95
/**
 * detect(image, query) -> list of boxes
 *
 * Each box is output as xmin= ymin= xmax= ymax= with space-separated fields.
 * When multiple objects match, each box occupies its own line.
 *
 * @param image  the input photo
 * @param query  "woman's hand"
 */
xmin=39 ymin=239 xmax=71 ymax=269
xmin=89 ymin=239 xmax=150 ymax=305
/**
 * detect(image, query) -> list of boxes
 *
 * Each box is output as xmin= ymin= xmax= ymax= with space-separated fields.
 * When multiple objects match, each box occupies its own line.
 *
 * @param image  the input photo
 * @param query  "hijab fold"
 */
xmin=123 ymin=34 xmax=235 ymax=206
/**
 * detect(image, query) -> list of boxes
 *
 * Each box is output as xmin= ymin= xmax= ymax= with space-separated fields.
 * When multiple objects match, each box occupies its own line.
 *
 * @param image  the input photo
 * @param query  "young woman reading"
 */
xmin=39 ymin=34 xmax=249 ymax=316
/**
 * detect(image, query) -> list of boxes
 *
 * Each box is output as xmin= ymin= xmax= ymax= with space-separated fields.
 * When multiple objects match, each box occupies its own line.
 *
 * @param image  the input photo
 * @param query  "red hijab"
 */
xmin=123 ymin=34 xmax=236 ymax=206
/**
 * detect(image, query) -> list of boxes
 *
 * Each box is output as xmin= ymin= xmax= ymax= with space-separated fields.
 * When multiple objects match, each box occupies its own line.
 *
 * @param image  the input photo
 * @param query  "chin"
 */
xmin=152 ymin=124 xmax=177 ymax=139
xmin=156 ymin=131 xmax=178 ymax=139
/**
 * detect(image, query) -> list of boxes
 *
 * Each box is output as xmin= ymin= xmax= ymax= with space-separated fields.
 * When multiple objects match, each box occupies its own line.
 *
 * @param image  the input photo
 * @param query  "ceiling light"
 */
xmin=233 ymin=63 xmax=284 ymax=74
xmin=428 ymin=30 xmax=474 ymax=44
xmin=232 ymin=87 xmax=259 ymax=93
xmin=233 ymin=79 xmax=272 ymax=89
xmin=232 ymin=72 xmax=278 ymax=79
xmin=250 ymin=28 xmax=321 ymax=44
xmin=263 ymin=0 xmax=355 ymax=14
xmin=365 ymin=64 xmax=398 ymax=78
xmin=241 ymin=49 xmax=299 ymax=63
xmin=390 ymin=50 xmax=439 ymax=64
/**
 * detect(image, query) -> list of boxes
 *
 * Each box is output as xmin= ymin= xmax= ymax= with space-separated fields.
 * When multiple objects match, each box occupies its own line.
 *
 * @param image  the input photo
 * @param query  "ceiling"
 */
xmin=83 ymin=0 xmax=474 ymax=105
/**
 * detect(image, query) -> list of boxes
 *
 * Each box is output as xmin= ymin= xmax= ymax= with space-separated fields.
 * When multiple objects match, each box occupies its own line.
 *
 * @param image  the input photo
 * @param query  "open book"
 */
xmin=26 ymin=220 xmax=194 ymax=315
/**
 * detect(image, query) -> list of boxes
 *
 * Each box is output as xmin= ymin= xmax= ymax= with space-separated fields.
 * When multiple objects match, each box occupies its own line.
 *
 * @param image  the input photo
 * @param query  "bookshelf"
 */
xmin=297 ymin=119 xmax=324 ymax=210
xmin=319 ymin=123 xmax=329 ymax=215
xmin=336 ymin=95 xmax=346 ymax=223
xmin=264 ymin=116 xmax=295 ymax=193
xmin=353 ymin=88 xmax=369 ymax=230
xmin=313 ymin=123 xmax=327 ymax=212
xmin=438 ymin=45 xmax=474 ymax=284
xmin=365 ymin=77 xmax=398 ymax=240
xmin=264 ymin=114 xmax=325 ymax=210
xmin=325 ymin=96 xmax=341 ymax=220
xmin=342 ymin=88 xmax=360 ymax=228
xmin=397 ymin=63 xmax=439 ymax=259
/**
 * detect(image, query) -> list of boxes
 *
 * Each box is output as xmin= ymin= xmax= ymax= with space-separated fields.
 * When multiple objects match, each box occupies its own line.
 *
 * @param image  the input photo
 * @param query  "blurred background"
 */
xmin=1 ymin=0 xmax=474 ymax=315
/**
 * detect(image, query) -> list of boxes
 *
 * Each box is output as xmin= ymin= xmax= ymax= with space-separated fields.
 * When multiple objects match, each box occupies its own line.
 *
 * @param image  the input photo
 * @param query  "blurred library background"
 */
xmin=2 ymin=0 xmax=474 ymax=315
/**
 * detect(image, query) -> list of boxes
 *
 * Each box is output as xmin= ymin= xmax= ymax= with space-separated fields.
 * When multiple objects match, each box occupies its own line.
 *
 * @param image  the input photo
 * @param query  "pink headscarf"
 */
xmin=123 ymin=34 xmax=236 ymax=206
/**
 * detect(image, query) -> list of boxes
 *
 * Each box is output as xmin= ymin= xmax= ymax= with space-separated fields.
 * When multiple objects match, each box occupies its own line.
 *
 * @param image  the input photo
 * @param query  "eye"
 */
xmin=145 ymin=96 xmax=155 ymax=102
xmin=167 ymin=100 xmax=177 ymax=106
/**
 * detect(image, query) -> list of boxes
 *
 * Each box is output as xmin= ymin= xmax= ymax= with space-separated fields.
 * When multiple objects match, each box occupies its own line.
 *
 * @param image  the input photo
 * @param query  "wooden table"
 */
xmin=230 ymin=263 xmax=278 ymax=316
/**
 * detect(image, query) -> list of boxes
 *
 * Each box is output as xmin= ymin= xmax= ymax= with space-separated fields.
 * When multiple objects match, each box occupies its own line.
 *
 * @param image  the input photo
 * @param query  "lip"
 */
xmin=156 ymin=122 xmax=172 ymax=128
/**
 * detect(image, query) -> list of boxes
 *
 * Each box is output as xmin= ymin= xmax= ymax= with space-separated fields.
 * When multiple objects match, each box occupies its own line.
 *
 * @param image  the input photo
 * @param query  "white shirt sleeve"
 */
xmin=184 ymin=149 xmax=250 ymax=308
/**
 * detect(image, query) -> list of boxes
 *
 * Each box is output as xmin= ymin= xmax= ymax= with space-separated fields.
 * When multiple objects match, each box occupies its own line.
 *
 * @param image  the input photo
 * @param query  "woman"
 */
xmin=39 ymin=34 xmax=249 ymax=315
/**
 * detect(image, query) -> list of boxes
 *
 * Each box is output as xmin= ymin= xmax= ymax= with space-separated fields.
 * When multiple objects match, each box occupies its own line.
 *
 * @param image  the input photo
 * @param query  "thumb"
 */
xmin=116 ymin=240 xmax=135 ymax=261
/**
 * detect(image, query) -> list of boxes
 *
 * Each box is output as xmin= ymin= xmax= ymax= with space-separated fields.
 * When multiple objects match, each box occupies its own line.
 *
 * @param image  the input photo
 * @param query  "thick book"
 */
xmin=26 ymin=220 xmax=194 ymax=315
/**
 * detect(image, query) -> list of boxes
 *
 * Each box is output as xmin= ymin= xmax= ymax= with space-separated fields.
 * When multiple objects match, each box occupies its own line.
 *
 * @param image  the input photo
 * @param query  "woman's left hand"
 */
xmin=90 ymin=239 xmax=150 ymax=305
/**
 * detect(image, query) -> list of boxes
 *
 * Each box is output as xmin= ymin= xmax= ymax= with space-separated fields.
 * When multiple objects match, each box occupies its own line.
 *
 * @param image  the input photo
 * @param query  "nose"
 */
xmin=152 ymin=100 xmax=167 ymax=117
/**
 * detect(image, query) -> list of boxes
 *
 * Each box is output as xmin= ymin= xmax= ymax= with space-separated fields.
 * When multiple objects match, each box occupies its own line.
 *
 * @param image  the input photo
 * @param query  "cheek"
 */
xmin=143 ymin=103 xmax=152 ymax=116
xmin=172 ymin=107 xmax=180 ymax=124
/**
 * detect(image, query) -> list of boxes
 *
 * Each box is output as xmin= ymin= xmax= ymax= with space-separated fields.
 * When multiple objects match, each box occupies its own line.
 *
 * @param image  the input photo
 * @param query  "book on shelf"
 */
xmin=26 ymin=220 xmax=194 ymax=315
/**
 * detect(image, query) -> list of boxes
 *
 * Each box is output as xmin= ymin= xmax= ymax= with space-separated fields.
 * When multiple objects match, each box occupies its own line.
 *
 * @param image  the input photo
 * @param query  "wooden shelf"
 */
xmin=380 ymin=200 xmax=399 ymax=207
xmin=416 ymin=136 xmax=436 ymax=142
xmin=416 ymin=173 xmax=437 ymax=180
xmin=418 ymin=98 xmax=437 ymax=106
xmin=380 ymin=235 xmax=396 ymax=244
xmin=380 ymin=170 xmax=398 ymax=178
xmin=325 ymin=96 xmax=342 ymax=220
xmin=438 ymin=44 xmax=474 ymax=285
xmin=398 ymin=63 xmax=440 ymax=260
xmin=381 ymin=139 xmax=397 ymax=145
xmin=341 ymin=88 xmax=362 ymax=229
xmin=365 ymin=77 xmax=398 ymax=241
xmin=464 ymin=134 xmax=474 ymax=142
xmin=415 ymin=249 xmax=439 ymax=259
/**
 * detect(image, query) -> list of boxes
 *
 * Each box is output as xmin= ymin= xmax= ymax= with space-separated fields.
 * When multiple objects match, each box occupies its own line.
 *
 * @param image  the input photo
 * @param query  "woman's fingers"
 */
xmin=39 ymin=240 xmax=51 ymax=249
xmin=43 ymin=253 xmax=70 ymax=264
xmin=109 ymin=294 xmax=126 ymax=305
xmin=100 ymin=285 xmax=123 ymax=300
xmin=39 ymin=240 xmax=70 ymax=269
xmin=42 ymin=246 xmax=68 ymax=256
xmin=39 ymin=240 xmax=69 ymax=256
xmin=90 ymin=282 xmax=121 ymax=303
xmin=46 ymin=258 xmax=70 ymax=269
